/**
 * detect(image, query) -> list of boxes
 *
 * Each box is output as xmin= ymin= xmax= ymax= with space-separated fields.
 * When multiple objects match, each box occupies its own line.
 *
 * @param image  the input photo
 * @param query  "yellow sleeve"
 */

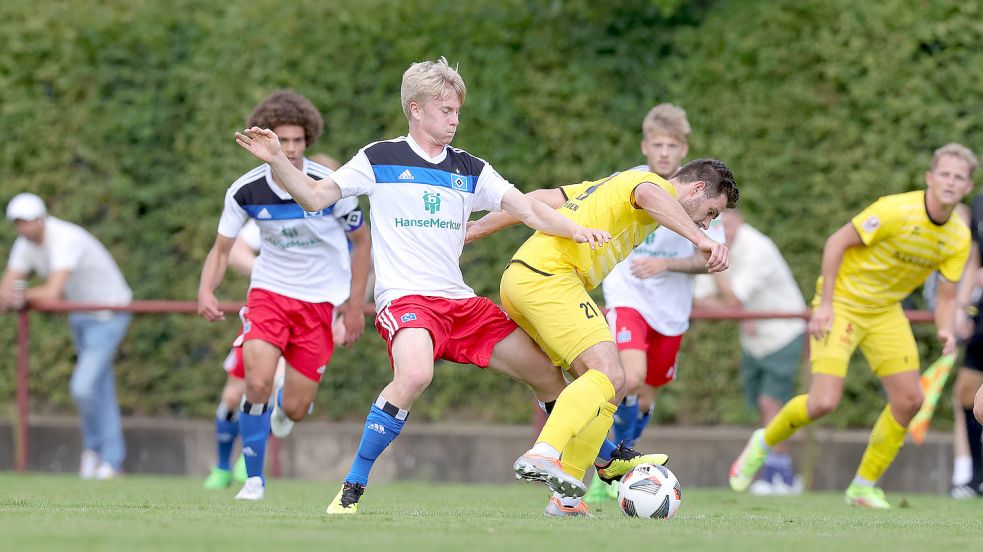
xmin=939 ymin=236 xmax=970 ymax=282
xmin=850 ymin=196 xmax=905 ymax=247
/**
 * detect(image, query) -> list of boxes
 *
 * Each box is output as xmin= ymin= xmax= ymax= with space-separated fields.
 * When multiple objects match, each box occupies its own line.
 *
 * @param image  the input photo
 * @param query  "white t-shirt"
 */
xmin=602 ymin=219 xmax=725 ymax=336
xmin=331 ymin=135 xmax=513 ymax=309
xmin=693 ymin=223 xmax=806 ymax=357
xmin=237 ymin=219 xmax=262 ymax=252
xmin=217 ymin=158 xmax=361 ymax=305
xmin=7 ymin=216 xmax=131 ymax=305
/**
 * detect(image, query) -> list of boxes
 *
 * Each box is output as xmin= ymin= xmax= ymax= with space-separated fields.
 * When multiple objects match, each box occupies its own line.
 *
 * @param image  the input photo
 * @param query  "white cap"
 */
xmin=6 ymin=193 xmax=47 ymax=222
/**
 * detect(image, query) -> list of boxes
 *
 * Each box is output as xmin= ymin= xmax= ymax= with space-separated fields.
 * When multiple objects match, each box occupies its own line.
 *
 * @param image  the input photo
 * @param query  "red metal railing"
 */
xmin=8 ymin=301 xmax=935 ymax=473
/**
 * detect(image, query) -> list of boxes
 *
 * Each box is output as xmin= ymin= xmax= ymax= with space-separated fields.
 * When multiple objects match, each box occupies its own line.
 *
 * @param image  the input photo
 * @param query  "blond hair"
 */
xmin=932 ymin=143 xmax=979 ymax=175
xmin=642 ymin=103 xmax=691 ymax=142
xmin=400 ymin=57 xmax=467 ymax=120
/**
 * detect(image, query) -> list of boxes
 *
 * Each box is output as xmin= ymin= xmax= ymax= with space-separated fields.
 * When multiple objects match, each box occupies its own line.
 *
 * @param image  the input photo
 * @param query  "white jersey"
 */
xmin=217 ymin=158 xmax=363 ymax=305
xmin=7 ymin=216 xmax=131 ymax=306
xmin=237 ymin=219 xmax=262 ymax=252
xmin=602 ymin=179 xmax=725 ymax=336
xmin=694 ymin=223 xmax=806 ymax=357
xmin=331 ymin=135 xmax=513 ymax=309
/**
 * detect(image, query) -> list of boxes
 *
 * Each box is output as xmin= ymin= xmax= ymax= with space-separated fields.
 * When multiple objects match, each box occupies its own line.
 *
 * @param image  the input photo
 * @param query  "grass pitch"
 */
xmin=1 ymin=473 xmax=981 ymax=552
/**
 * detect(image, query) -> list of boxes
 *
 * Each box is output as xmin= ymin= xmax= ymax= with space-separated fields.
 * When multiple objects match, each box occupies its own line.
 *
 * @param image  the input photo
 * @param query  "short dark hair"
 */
xmin=246 ymin=90 xmax=324 ymax=146
xmin=672 ymin=158 xmax=739 ymax=208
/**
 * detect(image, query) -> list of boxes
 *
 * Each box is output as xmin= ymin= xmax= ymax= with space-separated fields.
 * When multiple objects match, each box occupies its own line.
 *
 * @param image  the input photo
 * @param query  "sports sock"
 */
xmin=964 ymin=408 xmax=983 ymax=485
xmin=630 ymin=402 xmax=655 ymax=447
xmin=345 ymin=396 xmax=407 ymax=486
xmin=536 ymin=370 xmax=616 ymax=453
xmin=763 ymin=394 xmax=811 ymax=447
xmin=239 ymin=399 xmax=271 ymax=481
xmin=596 ymin=438 xmax=617 ymax=463
xmin=612 ymin=396 xmax=639 ymax=445
xmin=763 ymin=452 xmax=794 ymax=485
xmin=561 ymin=402 xmax=616 ymax=479
xmin=855 ymin=405 xmax=907 ymax=483
xmin=215 ymin=403 xmax=239 ymax=471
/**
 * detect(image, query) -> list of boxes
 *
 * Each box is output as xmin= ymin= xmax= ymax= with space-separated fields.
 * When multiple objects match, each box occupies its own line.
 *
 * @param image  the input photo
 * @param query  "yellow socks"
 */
xmin=856 ymin=405 xmax=907 ymax=483
xmin=536 ymin=369 xmax=615 ymax=453
xmin=763 ymin=394 xmax=812 ymax=447
xmin=560 ymin=402 xmax=617 ymax=479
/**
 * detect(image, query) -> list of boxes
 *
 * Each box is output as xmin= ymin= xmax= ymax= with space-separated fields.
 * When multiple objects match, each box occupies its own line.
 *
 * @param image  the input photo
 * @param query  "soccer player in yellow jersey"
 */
xmin=730 ymin=143 xmax=978 ymax=509
xmin=468 ymin=159 xmax=739 ymax=510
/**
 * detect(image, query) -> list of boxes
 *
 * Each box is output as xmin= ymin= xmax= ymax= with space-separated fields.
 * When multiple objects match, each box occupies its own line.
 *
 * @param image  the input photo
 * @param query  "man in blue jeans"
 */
xmin=1 ymin=193 xmax=132 ymax=479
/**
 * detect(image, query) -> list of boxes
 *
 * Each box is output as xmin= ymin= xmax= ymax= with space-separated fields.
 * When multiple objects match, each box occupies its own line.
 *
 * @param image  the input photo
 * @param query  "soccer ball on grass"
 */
xmin=617 ymin=463 xmax=681 ymax=519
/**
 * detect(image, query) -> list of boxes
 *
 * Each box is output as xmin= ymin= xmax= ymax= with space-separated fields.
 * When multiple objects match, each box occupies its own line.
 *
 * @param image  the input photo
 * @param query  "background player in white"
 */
xmin=199 ymin=90 xmax=371 ymax=500
xmin=235 ymin=57 xmax=611 ymax=515
xmin=585 ymin=103 xmax=724 ymax=503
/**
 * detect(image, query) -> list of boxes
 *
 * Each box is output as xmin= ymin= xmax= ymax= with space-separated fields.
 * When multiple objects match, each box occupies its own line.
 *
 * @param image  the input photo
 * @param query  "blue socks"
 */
xmin=345 ymin=397 xmax=407 ymax=486
xmin=632 ymin=404 xmax=654 ymax=445
xmin=239 ymin=400 xmax=271 ymax=482
xmin=612 ymin=396 xmax=640 ymax=445
xmin=215 ymin=404 xmax=239 ymax=471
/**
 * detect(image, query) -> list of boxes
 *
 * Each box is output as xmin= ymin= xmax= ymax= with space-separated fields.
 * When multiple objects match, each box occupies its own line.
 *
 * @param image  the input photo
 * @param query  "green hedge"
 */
xmin=0 ymin=0 xmax=980 ymax=427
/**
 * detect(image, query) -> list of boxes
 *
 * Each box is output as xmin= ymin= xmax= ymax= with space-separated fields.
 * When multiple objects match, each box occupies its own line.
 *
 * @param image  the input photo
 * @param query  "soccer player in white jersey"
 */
xmin=235 ymin=57 xmax=612 ymax=515
xmin=199 ymin=90 xmax=371 ymax=500
xmin=583 ymin=104 xmax=724 ymax=503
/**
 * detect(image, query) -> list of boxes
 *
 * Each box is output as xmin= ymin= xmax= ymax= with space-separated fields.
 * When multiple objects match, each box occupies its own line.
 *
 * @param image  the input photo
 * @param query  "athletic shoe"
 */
xmin=949 ymin=482 xmax=983 ymax=500
xmin=79 ymin=449 xmax=100 ymax=480
xmin=544 ymin=496 xmax=593 ymax=517
xmin=845 ymin=483 xmax=890 ymax=509
xmin=270 ymin=380 xmax=294 ymax=438
xmin=595 ymin=442 xmax=669 ymax=484
xmin=232 ymin=455 xmax=248 ymax=483
xmin=203 ymin=466 xmax=232 ymax=489
xmin=513 ymin=452 xmax=587 ymax=497
xmin=94 ymin=463 xmax=122 ymax=480
xmin=326 ymin=482 xmax=365 ymax=515
xmin=584 ymin=473 xmax=614 ymax=504
xmin=729 ymin=428 xmax=768 ymax=492
xmin=235 ymin=476 xmax=265 ymax=500
xmin=748 ymin=479 xmax=774 ymax=496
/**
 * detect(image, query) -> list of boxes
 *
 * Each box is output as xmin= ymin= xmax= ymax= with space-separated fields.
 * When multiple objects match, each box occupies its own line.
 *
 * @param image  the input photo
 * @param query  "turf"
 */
xmin=1 ymin=473 xmax=980 ymax=551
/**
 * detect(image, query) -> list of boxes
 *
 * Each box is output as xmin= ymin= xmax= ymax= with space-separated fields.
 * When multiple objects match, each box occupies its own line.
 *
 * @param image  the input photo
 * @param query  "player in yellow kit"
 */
xmin=730 ymin=143 xmax=978 ymax=509
xmin=468 ymin=158 xmax=738 ymax=515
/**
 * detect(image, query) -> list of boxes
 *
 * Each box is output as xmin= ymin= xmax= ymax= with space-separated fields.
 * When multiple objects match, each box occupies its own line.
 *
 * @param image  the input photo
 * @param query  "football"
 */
xmin=617 ymin=463 xmax=682 ymax=519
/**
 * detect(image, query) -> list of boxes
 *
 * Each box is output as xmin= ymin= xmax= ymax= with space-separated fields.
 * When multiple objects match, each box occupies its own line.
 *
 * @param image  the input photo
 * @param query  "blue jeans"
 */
xmin=68 ymin=312 xmax=131 ymax=470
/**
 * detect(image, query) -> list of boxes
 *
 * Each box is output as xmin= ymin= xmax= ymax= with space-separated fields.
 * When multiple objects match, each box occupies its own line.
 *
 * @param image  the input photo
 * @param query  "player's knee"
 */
xmin=282 ymin=398 xmax=308 ymax=422
xmin=244 ymin=375 xmax=272 ymax=403
xmin=395 ymin=368 xmax=433 ymax=397
xmin=896 ymin=389 xmax=923 ymax=417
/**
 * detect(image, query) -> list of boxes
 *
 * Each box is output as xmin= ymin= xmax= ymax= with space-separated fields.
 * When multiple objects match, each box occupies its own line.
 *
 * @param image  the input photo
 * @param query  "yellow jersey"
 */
xmin=511 ymin=169 xmax=675 ymax=290
xmin=818 ymin=190 xmax=970 ymax=309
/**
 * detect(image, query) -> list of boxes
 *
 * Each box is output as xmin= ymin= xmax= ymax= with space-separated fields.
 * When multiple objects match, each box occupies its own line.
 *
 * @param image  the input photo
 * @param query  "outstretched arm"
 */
xmin=496 ymin=188 xmax=610 ymax=248
xmin=466 ymin=188 xmax=566 ymax=243
xmin=633 ymin=183 xmax=728 ymax=273
xmin=235 ymin=127 xmax=342 ymax=211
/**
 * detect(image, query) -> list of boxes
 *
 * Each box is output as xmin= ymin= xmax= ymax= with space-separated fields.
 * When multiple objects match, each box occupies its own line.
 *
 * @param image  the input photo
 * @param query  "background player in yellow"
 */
xmin=468 ymin=159 xmax=739 ymax=511
xmin=729 ymin=143 xmax=978 ymax=509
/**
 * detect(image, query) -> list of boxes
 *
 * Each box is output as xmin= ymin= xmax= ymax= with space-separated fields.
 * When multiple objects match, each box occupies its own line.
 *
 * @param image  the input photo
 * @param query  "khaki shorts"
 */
xmin=500 ymin=261 xmax=613 ymax=369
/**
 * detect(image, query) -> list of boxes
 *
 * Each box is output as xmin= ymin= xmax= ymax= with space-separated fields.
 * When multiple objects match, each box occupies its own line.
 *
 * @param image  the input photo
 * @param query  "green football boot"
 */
xmin=233 ymin=455 xmax=248 ymax=483
xmin=203 ymin=466 xmax=232 ymax=490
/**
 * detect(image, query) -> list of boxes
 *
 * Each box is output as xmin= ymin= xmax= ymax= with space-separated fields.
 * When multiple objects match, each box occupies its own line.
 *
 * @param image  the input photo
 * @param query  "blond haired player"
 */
xmin=468 ymin=158 xmax=738 ymax=515
xmin=730 ymin=143 xmax=978 ymax=508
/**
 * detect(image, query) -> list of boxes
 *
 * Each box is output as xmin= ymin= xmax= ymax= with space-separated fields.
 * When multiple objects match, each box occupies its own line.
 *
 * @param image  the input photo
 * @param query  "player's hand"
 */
xmin=698 ymin=237 xmax=729 ymax=273
xmin=197 ymin=289 xmax=224 ymax=322
xmin=235 ymin=127 xmax=283 ymax=164
xmin=339 ymin=301 xmax=365 ymax=346
xmin=808 ymin=303 xmax=833 ymax=340
xmin=938 ymin=329 xmax=958 ymax=356
xmin=630 ymin=257 xmax=669 ymax=279
xmin=573 ymin=227 xmax=611 ymax=250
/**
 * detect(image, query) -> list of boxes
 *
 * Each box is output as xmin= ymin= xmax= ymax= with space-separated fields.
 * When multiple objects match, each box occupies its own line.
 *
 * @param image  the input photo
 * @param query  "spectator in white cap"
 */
xmin=1 ymin=192 xmax=132 ymax=479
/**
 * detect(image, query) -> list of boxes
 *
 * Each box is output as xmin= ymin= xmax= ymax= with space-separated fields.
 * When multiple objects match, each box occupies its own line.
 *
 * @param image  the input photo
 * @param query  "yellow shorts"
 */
xmin=500 ymin=261 xmax=613 ymax=369
xmin=809 ymin=301 xmax=918 ymax=377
